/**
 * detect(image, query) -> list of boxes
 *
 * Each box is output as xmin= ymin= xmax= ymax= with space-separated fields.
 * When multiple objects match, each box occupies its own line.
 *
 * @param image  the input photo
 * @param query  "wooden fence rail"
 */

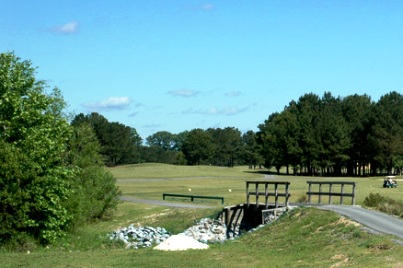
xmin=246 ymin=181 xmax=291 ymax=208
xmin=306 ymin=181 xmax=356 ymax=205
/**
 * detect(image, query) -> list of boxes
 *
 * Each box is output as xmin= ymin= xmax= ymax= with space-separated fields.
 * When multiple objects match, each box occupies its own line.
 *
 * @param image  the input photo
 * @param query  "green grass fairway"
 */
xmin=113 ymin=163 xmax=403 ymax=206
xmin=2 ymin=163 xmax=403 ymax=267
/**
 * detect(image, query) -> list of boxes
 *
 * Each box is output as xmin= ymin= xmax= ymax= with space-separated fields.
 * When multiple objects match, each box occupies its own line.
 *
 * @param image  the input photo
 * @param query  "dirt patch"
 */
xmin=333 ymin=216 xmax=361 ymax=227
xmin=143 ymin=209 xmax=172 ymax=223
xmin=330 ymin=254 xmax=349 ymax=267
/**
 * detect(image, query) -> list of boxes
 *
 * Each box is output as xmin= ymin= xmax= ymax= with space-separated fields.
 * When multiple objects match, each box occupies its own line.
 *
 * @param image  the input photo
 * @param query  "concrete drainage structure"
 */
xmin=222 ymin=180 xmax=292 ymax=236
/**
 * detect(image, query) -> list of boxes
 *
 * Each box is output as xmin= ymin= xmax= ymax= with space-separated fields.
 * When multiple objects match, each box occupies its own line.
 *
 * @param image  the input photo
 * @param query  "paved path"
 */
xmin=317 ymin=205 xmax=403 ymax=240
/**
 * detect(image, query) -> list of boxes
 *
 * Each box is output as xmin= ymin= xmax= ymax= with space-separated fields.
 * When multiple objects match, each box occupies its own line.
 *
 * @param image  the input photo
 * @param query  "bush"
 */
xmin=364 ymin=193 xmax=403 ymax=218
xmin=363 ymin=193 xmax=388 ymax=207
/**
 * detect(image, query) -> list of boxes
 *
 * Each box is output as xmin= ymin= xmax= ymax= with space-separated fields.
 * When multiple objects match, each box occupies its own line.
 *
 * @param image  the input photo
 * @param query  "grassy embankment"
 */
xmin=1 ymin=163 xmax=403 ymax=267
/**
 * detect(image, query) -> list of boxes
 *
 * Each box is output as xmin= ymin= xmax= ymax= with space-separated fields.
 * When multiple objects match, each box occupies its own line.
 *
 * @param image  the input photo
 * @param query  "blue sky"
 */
xmin=1 ymin=1 xmax=402 ymax=140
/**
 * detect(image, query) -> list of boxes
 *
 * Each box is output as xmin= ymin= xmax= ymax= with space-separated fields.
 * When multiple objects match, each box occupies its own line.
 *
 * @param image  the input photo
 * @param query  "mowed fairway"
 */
xmin=112 ymin=163 xmax=403 ymax=206
xmin=2 ymin=163 xmax=403 ymax=268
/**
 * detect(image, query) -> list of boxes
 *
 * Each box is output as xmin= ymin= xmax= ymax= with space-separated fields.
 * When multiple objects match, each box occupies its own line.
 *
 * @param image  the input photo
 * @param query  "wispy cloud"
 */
xmin=128 ymin=112 xmax=139 ymax=117
xmin=51 ymin=21 xmax=79 ymax=34
xmin=183 ymin=105 xmax=251 ymax=116
xmin=201 ymin=3 xmax=214 ymax=11
xmin=225 ymin=91 xmax=242 ymax=97
xmin=83 ymin=97 xmax=131 ymax=110
xmin=168 ymin=89 xmax=199 ymax=97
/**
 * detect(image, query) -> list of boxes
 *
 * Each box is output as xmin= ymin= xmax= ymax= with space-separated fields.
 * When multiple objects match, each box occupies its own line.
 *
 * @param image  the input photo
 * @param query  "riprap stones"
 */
xmin=109 ymin=225 xmax=170 ymax=249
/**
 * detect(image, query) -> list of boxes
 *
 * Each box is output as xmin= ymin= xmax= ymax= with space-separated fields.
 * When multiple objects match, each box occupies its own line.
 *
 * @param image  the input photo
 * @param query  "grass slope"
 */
xmin=2 ymin=207 xmax=403 ymax=267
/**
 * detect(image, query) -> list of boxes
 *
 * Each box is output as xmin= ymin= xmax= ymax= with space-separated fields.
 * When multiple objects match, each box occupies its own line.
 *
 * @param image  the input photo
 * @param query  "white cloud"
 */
xmin=183 ymin=105 xmax=251 ymax=116
xmin=168 ymin=89 xmax=199 ymax=97
xmin=53 ymin=21 xmax=79 ymax=34
xmin=83 ymin=97 xmax=131 ymax=110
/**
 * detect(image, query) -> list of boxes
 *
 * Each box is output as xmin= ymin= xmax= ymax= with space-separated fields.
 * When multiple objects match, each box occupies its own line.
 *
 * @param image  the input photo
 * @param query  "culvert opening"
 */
xmin=221 ymin=180 xmax=291 ymax=238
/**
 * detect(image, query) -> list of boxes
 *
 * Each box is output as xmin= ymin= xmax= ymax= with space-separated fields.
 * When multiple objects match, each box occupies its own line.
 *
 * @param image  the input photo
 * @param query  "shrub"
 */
xmin=364 ymin=193 xmax=403 ymax=218
xmin=363 ymin=193 xmax=388 ymax=207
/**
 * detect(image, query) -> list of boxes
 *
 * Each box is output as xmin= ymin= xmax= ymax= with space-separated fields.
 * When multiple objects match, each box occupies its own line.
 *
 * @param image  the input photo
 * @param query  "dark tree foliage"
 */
xmin=71 ymin=113 xmax=142 ymax=166
xmin=139 ymin=145 xmax=181 ymax=164
xmin=341 ymin=94 xmax=374 ymax=175
xmin=370 ymin=92 xmax=403 ymax=175
xmin=66 ymin=123 xmax=121 ymax=228
xmin=146 ymin=131 xmax=176 ymax=150
xmin=182 ymin=129 xmax=214 ymax=165
xmin=207 ymin=127 xmax=242 ymax=167
xmin=241 ymin=130 xmax=264 ymax=169
xmin=257 ymin=91 xmax=403 ymax=176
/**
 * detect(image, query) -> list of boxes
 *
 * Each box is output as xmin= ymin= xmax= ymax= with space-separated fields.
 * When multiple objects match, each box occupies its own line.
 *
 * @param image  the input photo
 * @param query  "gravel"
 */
xmin=108 ymin=225 xmax=171 ymax=249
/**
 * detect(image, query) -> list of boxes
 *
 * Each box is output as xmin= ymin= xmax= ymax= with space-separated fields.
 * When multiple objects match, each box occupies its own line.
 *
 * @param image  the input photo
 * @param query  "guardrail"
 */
xmin=162 ymin=193 xmax=224 ymax=204
xmin=246 ymin=181 xmax=291 ymax=208
xmin=306 ymin=181 xmax=356 ymax=205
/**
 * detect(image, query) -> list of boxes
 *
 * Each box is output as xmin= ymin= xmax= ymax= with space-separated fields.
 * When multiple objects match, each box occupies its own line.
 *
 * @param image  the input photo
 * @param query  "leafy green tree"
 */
xmin=341 ymin=94 xmax=374 ymax=175
xmin=66 ymin=123 xmax=121 ymax=228
xmin=0 ymin=52 xmax=120 ymax=247
xmin=0 ymin=52 xmax=75 ymax=244
xmin=72 ymin=113 xmax=142 ymax=166
xmin=241 ymin=130 xmax=263 ymax=169
xmin=146 ymin=131 xmax=176 ymax=150
xmin=139 ymin=145 xmax=178 ymax=164
xmin=257 ymin=112 xmax=282 ymax=171
xmin=182 ymin=129 xmax=214 ymax=165
xmin=207 ymin=127 xmax=242 ymax=167
xmin=295 ymin=93 xmax=322 ymax=175
xmin=173 ymin=130 xmax=189 ymax=151
xmin=316 ymin=92 xmax=350 ymax=175
xmin=370 ymin=91 xmax=403 ymax=174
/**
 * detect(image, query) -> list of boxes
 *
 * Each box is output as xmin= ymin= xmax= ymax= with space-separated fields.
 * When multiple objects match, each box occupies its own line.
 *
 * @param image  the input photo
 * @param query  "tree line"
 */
xmin=71 ymin=113 xmax=263 ymax=169
xmin=257 ymin=92 xmax=403 ymax=176
xmin=77 ymin=91 xmax=403 ymax=176
xmin=73 ymin=92 xmax=403 ymax=177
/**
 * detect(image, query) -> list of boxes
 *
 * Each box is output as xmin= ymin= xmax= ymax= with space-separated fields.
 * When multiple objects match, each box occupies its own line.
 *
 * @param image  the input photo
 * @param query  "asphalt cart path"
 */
xmin=318 ymin=205 xmax=403 ymax=240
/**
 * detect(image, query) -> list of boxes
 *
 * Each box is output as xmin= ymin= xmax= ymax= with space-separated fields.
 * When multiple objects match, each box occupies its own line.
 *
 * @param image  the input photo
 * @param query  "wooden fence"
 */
xmin=306 ymin=181 xmax=356 ymax=205
xmin=246 ymin=181 xmax=291 ymax=208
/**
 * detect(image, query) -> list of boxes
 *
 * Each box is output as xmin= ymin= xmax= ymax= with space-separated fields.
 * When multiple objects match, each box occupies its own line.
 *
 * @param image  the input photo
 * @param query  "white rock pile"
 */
xmin=108 ymin=225 xmax=171 ymax=249
xmin=154 ymin=235 xmax=209 ymax=251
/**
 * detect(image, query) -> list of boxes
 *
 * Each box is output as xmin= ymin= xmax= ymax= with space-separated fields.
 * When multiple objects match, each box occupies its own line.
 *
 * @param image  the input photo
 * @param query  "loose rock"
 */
xmin=109 ymin=225 xmax=171 ymax=249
